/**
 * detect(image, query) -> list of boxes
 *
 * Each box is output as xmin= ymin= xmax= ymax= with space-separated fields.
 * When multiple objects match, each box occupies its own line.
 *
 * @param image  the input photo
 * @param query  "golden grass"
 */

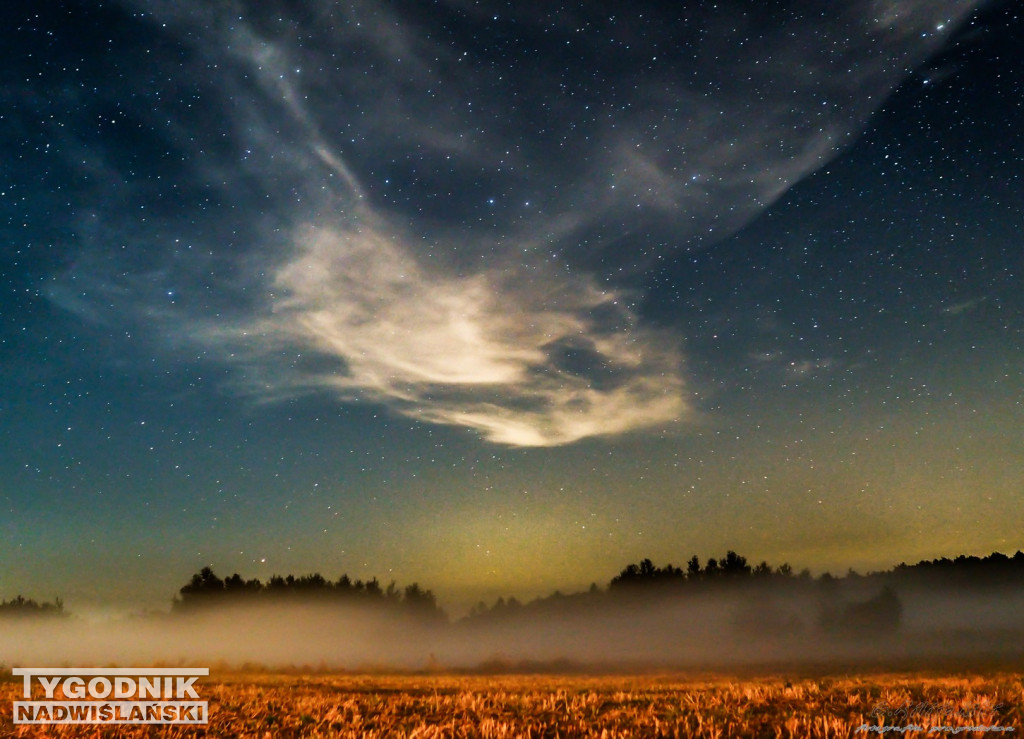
xmin=2 ymin=671 xmax=1021 ymax=737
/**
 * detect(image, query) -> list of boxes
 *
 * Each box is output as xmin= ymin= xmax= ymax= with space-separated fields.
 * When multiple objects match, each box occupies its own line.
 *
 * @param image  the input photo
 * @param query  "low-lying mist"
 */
xmin=3 ymin=585 xmax=1023 ymax=672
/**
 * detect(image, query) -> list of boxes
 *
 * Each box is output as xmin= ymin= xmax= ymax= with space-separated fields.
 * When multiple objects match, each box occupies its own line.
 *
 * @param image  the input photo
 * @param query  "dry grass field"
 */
xmin=2 ymin=671 xmax=1021 ymax=738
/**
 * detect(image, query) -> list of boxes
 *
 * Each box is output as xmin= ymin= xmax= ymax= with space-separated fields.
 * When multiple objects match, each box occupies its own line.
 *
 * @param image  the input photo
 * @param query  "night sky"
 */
xmin=2 ymin=0 xmax=1021 ymax=616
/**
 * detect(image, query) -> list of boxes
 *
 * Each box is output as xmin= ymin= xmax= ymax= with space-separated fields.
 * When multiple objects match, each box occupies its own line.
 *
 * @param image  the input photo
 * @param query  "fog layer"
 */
xmin=4 ymin=586 xmax=1022 ymax=672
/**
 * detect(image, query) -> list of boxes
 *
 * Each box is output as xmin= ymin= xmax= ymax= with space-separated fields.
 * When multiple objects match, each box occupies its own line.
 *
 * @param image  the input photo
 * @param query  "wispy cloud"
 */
xmin=200 ymin=217 xmax=687 ymax=446
xmin=43 ymin=0 xmax=981 ymax=445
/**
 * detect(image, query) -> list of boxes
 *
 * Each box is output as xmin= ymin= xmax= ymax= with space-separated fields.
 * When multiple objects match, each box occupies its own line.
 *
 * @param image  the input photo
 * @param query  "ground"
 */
xmin=3 ymin=671 xmax=1021 ymax=737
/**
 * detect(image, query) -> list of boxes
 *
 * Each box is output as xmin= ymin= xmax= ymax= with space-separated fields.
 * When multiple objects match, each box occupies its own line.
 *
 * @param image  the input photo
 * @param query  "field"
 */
xmin=2 ymin=671 xmax=1021 ymax=737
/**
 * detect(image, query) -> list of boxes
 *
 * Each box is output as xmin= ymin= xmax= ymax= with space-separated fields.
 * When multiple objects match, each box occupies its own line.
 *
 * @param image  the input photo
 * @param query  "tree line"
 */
xmin=0 ymin=595 xmax=65 ymax=618
xmin=172 ymin=566 xmax=445 ymax=620
xmin=4 ymin=548 xmax=1024 ymax=621
xmin=465 ymin=548 xmax=1024 ymax=623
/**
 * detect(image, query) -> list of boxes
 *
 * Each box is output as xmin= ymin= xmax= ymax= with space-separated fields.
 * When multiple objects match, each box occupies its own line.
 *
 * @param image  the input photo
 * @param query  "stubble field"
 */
xmin=2 ymin=671 xmax=1021 ymax=738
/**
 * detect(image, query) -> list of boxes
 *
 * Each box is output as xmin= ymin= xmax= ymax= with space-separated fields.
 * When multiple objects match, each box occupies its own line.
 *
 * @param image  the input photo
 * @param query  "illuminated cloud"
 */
xmin=206 ymin=217 xmax=687 ymax=446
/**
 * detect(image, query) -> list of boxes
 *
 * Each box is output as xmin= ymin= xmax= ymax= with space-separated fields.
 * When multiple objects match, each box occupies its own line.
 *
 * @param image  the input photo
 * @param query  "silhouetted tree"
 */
xmin=0 ymin=595 xmax=66 ymax=618
xmin=267 ymin=574 xmax=289 ymax=593
xmin=295 ymin=573 xmax=327 ymax=591
xmin=176 ymin=566 xmax=225 ymax=608
xmin=720 ymin=551 xmax=751 ymax=577
xmin=402 ymin=583 xmax=446 ymax=620
xmin=224 ymin=573 xmax=261 ymax=596
xmin=609 ymin=558 xmax=684 ymax=591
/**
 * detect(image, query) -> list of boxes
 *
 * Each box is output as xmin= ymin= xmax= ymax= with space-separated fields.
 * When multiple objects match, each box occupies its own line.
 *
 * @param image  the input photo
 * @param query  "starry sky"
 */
xmin=1 ymin=0 xmax=1021 ymax=616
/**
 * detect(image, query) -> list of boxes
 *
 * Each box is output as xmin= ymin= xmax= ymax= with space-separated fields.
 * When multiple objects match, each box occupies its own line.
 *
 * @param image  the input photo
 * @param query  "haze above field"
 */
xmin=3 ymin=580 xmax=1023 ymax=672
xmin=4 ymin=551 xmax=1023 ymax=672
xmin=1 ymin=0 xmax=1022 ymax=614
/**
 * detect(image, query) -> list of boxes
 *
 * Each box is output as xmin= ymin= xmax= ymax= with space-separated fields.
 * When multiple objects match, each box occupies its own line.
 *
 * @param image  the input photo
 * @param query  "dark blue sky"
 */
xmin=1 ymin=0 xmax=1021 ymax=615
